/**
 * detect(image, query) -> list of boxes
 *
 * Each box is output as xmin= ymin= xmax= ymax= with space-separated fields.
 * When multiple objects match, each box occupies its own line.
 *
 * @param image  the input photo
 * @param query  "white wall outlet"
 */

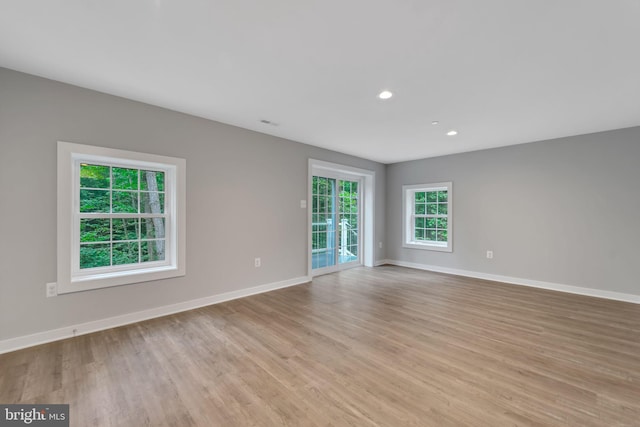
xmin=46 ymin=282 xmax=58 ymax=298
xmin=486 ymin=250 xmax=494 ymax=259
xmin=378 ymin=241 xmax=383 ymax=249
xmin=300 ymin=200 xmax=307 ymax=208
xmin=255 ymin=257 xmax=261 ymax=267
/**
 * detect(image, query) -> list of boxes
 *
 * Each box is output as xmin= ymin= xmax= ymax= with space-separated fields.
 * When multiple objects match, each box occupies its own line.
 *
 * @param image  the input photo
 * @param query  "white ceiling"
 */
xmin=1 ymin=1 xmax=639 ymax=163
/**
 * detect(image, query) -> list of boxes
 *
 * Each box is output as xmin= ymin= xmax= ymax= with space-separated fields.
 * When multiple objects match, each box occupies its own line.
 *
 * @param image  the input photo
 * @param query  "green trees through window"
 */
xmin=413 ymin=190 xmax=448 ymax=243
xmin=79 ymin=164 xmax=166 ymax=269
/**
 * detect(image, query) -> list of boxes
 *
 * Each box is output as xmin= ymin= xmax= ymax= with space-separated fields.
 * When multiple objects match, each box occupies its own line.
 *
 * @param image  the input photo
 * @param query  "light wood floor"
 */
xmin=1 ymin=266 xmax=640 ymax=426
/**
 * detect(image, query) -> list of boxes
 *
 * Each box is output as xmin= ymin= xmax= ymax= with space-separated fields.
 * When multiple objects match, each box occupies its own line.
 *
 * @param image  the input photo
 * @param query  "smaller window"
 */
xmin=403 ymin=182 xmax=453 ymax=252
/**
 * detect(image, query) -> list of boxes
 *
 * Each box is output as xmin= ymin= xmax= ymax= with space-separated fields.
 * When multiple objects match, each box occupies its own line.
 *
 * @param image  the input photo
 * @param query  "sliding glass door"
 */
xmin=312 ymin=175 xmax=361 ymax=273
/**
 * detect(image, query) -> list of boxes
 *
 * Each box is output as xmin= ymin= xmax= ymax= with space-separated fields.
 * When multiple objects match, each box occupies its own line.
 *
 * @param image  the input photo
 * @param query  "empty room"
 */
xmin=1 ymin=1 xmax=639 ymax=426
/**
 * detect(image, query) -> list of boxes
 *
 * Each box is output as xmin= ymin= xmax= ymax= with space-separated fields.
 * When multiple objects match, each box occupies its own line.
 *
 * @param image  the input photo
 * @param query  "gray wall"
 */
xmin=0 ymin=68 xmax=386 ymax=341
xmin=386 ymin=127 xmax=640 ymax=295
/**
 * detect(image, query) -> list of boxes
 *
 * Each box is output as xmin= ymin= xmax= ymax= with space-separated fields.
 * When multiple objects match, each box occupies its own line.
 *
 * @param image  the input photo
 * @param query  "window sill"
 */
xmin=403 ymin=241 xmax=453 ymax=252
xmin=57 ymin=265 xmax=185 ymax=294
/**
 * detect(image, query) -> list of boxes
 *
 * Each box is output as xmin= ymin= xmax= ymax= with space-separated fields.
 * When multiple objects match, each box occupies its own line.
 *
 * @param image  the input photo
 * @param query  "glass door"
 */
xmin=337 ymin=179 xmax=359 ymax=265
xmin=312 ymin=176 xmax=361 ymax=273
xmin=311 ymin=176 xmax=336 ymax=269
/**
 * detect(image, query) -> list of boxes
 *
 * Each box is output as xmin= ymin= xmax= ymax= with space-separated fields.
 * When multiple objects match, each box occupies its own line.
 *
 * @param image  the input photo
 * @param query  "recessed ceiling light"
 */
xmin=447 ymin=130 xmax=458 ymax=136
xmin=378 ymin=90 xmax=393 ymax=100
xmin=431 ymin=121 xmax=439 ymax=125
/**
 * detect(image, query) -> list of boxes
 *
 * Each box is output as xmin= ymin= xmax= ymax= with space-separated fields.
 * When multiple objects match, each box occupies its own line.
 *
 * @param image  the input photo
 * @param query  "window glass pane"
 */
xmin=312 ymin=232 xmax=326 ymax=251
xmin=326 ymin=196 xmax=333 ymax=212
xmin=349 ymin=244 xmax=358 ymax=256
xmin=415 ymin=228 xmax=425 ymax=240
xmin=415 ymin=192 xmax=426 ymax=202
xmin=437 ymin=230 xmax=448 ymax=242
xmin=80 ymin=189 xmax=110 ymax=213
xmin=415 ymin=217 xmax=425 ymax=228
xmin=112 ymin=167 xmax=138 ymax=190
xmin=80 ymin=244 xmax=110 ymax=269
xmin=112 ymin=242 xmax=139 ymax=265
xmin=438 ymin=203 xmax=448 ymax=215
xmin=142 ymin=240 xmax=165 ymax=262
xmin=426 ymin=203 xmax=437 ymax=215
xmin=80 ymin=219 xmax=110 ymax=242
xmin=339 ymin=197 xmax=346 ymax=214
xmin=438 ymin=191 xmax=448 ymax=202
xmin=113 ymin=218 xmax=140 ymax=241
xmin=141 ymin=170 xmax=165 ymax=191
xmin=350 ymin=199 xmax=358 ymax=213
xmin=426 ymin=191 xmax=438 ymax=202
xmin=437 ymin=218 xmax=448 ymax=229
xmin=415 ymin=204 xmax=426 ymax=215
xmin=141 ymin=218 xmax=166 ymax=239
xmin=80 ymin=164 xmax=110 ymax=188
xmin=426 ymin=218 xmax=437 ymax=228
xmin=112 ymin=191 xmax=138 ymax=213
xmin=140 ymin=192 xmax=165 ymax=214
xmin=321 ymin=178 xmax=328 ymax=195
xmin=426 ymin=230 xmax=437 ymax=241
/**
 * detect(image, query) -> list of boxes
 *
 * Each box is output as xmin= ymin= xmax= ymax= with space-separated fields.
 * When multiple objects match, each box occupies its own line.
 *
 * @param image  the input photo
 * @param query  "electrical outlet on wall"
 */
xmin=255 ymin=257 xmax=261 ymax=267
xmin=46 ymin=282 xmax=57 ymax=297
xmin=486 ymin=250 xmax=494 ymax=259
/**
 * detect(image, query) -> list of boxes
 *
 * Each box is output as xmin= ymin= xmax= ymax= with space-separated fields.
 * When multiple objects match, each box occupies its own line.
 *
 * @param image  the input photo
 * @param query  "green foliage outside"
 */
xmin=79 ymin=164 xmax=166 ymax=269
xmin=312 ymin=177 xmax=359 ymax=252
xmin=414 ymin=190 xmax=448 ymax=242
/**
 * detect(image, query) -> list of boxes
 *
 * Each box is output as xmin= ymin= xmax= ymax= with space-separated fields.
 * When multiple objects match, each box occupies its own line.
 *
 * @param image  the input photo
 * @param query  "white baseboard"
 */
xmin=0 ymin=275 xmax=311 ymax=355
xmin=384 ymin=259 xmax=640 ymax=304
xmin=374 ymin=259 xmax=389 ymax=267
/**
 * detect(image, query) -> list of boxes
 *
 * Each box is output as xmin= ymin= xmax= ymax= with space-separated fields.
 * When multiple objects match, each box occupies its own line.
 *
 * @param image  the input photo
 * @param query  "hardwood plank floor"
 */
xmin=1 ymin=266 xmax=639 ymax=426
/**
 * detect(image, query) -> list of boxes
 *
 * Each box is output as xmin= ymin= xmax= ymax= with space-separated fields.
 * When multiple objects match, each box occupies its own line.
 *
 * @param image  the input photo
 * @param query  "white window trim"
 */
xmin=402 ymin=182 xmax=453 ymax=252
xmin=57 ymin=141 xmax=186 ymax=294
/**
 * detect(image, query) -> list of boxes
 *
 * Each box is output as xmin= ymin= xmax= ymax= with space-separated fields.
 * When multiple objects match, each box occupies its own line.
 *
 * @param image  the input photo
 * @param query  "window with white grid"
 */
xmin=57 ymin=142 xmax=186 ymax=294
xmin=403 ymin=182 xmax=453 ymax=252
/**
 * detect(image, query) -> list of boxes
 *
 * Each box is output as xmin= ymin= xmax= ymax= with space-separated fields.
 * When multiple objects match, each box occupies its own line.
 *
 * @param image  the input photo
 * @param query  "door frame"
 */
xmin=308 ymin=159 xmax=375 ymax=277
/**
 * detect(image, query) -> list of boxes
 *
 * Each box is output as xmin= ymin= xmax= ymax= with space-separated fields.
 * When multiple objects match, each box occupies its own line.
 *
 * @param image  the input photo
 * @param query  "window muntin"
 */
xmin=57 ymin=141 xmax=186 ymax=294
xmin=403 ymin=182 xmax=452 ymax=252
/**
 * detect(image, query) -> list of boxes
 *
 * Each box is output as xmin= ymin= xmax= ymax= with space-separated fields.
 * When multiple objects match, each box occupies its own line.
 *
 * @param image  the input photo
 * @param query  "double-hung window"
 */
xmin=403 ymin=182 xmax=453 ymax=252
xmin=57 ymin=142 xmax=186 ymax=294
